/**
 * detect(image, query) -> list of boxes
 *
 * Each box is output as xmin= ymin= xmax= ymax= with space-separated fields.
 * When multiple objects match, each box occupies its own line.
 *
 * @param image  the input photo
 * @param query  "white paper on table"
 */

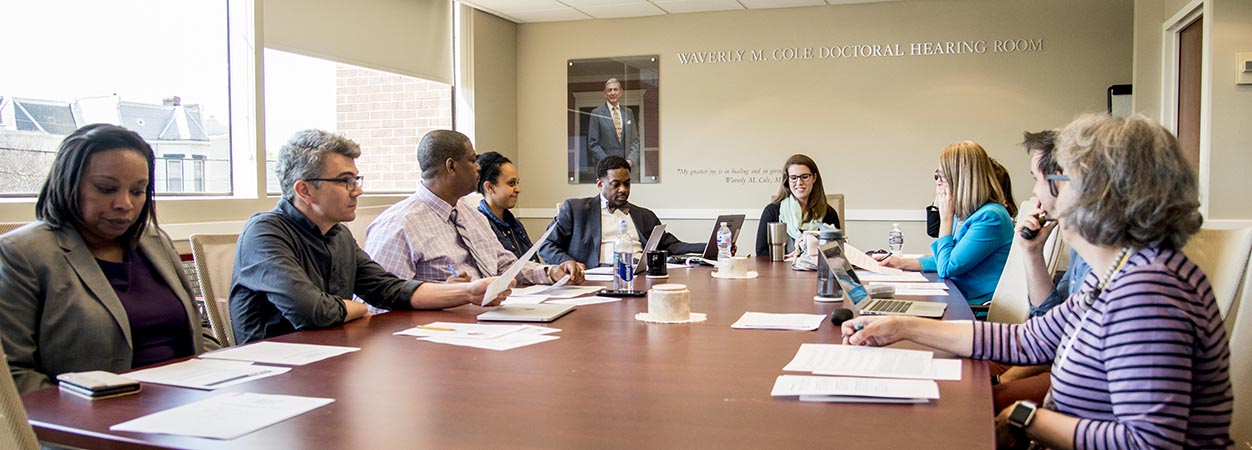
xmin=809 ymin=346 xmax=936 ymax=379
xmin=730 ymin=312 xmax=826 ymax=331
xmin=125 ymin=359 xmax=290 ymax=390
xmin=770 ymin=375 xmax=939 ymax=400
xmin=418 ymin=334 xmax=559 ymax=351
xmin=510 ymin=285 xmax=603 ymax=299
xmin=547 ymin=296 xmax=621 ymax=306
xmin=483 ymin=225 xmax=556 ymax=306
xmin=585 ymin=274 xmax=614 ymax=282
xmin=199 ymin=342 xmax=359 ymax=366
xmin=894 ymin=288 xmax=950 ymax=297
xmin=109 ymin=392 xmax=334 ymax=440
xmin=854 ymin=270 xmax=930 ymax=283
xmin=501 ymin=295 xmax=548 ymax=305
xmin=843 ymin=242 xmax=904 ymax=274
xmin=585 ymin=266 xmax=615 ymax=275
xmin=666 ymin=263 xmax=688 ymax=269
xmin=868 ymin=282 xmax=949 ymax=290
xmin=517 ymin=325 xmax=561 ymax=335
xmin=798 ymin=395 xmax=929 ymax=403
xmin=930 ymin=359 xmax=963 ymax=381
xmin=394 ymin=322 xmax=526 ymax=340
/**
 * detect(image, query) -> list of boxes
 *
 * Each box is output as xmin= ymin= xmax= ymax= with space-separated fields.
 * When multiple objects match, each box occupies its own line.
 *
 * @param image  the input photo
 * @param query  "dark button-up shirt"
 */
xmin=229 ymin=199 xmax=422 ymax=344
xmin=476 ymin=199 xmax=539 ymax=262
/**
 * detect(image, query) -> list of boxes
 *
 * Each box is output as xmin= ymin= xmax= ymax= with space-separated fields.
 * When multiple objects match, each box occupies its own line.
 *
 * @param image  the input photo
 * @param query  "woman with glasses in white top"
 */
xmin=755 ymin=154 xmax=841 ymax=257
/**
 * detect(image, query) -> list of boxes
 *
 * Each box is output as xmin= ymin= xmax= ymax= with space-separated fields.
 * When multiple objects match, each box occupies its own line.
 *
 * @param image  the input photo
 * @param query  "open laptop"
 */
xmin=679 ymin=214 xmax=746 ymax=265
xmin=477 ymin=303 xmax=576 ymax=323
xmin=635 ymin=224 xmax=666 ymax=275
xmin=819 ymin=242 xmax=946 ymax=318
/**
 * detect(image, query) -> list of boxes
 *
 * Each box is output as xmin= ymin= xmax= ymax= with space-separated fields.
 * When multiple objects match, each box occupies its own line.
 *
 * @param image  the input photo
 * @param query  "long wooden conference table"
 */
xmin=22 ymin=258 xmax=993 ymax=449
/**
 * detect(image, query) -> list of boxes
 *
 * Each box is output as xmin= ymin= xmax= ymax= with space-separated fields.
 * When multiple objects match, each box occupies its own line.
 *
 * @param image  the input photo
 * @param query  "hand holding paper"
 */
xmin=483 ymin=225 xmax=556 ymax=306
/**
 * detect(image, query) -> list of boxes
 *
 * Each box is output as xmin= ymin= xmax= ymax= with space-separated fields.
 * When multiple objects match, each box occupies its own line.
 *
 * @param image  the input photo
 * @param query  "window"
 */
xmin=0 ymin=0 xmax=232 ymax=196
xmin=166 ymin=158 xmax=185 ymax=193
xmin=263 ymin=49 xmax=453 ymax=195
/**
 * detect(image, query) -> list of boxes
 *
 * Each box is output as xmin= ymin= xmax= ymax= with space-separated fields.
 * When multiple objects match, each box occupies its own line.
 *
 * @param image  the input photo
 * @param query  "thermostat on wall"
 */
xmin=1238 ymin=52 xmax=1252 ymax=85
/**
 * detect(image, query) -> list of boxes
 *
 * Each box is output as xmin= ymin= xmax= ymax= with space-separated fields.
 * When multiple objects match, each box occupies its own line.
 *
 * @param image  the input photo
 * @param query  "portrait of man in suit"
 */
xmin=586 ymin=78 xmax=640 ymax=178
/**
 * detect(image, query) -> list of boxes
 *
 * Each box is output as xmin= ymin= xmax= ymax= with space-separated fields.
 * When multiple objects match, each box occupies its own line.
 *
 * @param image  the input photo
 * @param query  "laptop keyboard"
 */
xmin=867 ymin=299 xmax=911 ymax=313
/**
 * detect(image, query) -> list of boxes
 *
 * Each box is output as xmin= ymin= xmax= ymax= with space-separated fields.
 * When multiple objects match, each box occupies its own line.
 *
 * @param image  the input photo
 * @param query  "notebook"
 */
xmin=477 ymin=303 xmax=576 ymax=323
xmin=819 ymin=242 xmax=946 ymax=318
xmin=698 ymin=214 xmax=747 ymax=260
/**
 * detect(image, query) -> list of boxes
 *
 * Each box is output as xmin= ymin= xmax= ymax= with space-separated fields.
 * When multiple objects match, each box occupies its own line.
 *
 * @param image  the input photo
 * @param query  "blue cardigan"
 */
xmin=918 ymin=202 xmax=1013 ymax=305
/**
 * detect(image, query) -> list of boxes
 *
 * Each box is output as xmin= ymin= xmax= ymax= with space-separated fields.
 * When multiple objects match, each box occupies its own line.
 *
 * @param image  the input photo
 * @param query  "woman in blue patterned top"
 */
xmin=475 ymin=152 xmax=538 ymax=262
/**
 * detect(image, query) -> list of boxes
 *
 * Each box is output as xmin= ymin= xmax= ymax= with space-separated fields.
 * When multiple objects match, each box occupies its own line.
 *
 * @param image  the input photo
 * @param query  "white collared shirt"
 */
xmin=599 ymin=195 xmax=641 ymax=265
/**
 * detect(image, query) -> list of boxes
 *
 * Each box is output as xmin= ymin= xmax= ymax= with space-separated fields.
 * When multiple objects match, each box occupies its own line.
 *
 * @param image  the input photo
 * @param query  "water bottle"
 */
xmin=888 ymin=223 xmax=904 ymax=255
xmin=613 ymin=219 xmax=635 ymax=290
xmin=716 ymin=222 xmax=733 ymax=261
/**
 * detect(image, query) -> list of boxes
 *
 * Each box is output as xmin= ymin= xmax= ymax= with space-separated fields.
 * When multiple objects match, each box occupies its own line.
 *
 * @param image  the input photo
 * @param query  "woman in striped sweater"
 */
xmin=842 ymin=114 xmax=1232 ymax=450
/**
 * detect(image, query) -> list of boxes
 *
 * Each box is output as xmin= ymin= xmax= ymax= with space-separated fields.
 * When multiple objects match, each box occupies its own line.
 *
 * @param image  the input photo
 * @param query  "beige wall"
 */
xmin=513 ymin=0 xmax=1133 ymax=251
xmin=1134 ymin=0 xmax=1252 ymax=222
xmin=470 ymin=9 xmax=519 ymax=160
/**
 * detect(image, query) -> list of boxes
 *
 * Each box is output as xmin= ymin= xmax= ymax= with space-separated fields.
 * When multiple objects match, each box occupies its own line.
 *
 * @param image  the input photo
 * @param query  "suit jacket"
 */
xmin=538 ymin=196 xmax=704 ymax=267
xmin=586 ymin=103 xmax=640 ymax=167
xmin=0 ymin=222 xmax=210 ymax=393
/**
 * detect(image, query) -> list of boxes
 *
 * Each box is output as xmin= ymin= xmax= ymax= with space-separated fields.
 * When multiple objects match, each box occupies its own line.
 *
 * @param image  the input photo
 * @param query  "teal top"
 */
xmin=918 ymin=202 xmax=1013 ymax=305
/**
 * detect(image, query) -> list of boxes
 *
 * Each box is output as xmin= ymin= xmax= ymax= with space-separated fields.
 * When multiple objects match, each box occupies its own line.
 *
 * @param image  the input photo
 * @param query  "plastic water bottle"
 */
xmin=716 ymin=222 xmax=733 ymax=261
xmin=888 ymin=223 xmax=904 ymax=255
xmin=613 ymin=219 xmax=635 ymax=290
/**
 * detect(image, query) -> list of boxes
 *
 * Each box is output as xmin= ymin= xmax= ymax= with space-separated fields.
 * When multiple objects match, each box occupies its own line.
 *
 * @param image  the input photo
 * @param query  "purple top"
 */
xmin=97 ymin=249 xmax=193 ymax=368
xmin=971 ymin=247 xmax=1232 ymax=450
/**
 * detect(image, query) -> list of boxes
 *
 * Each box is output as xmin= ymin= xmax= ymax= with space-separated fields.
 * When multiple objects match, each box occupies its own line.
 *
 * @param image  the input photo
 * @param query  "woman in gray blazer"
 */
xmin=0 ymin=124 xmax=214 ymax=393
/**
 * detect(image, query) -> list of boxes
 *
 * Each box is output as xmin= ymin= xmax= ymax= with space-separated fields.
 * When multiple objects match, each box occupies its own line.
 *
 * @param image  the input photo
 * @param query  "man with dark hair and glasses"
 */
xmin=229 ymin=129 xmax=509 ymax=344
xmin=363 ymin=130 xmax=585 ymax=314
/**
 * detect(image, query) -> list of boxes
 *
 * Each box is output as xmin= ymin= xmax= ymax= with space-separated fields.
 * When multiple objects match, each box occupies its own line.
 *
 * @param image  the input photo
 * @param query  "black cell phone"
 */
xmin=599 ymin=289 xmax=648 ymax=298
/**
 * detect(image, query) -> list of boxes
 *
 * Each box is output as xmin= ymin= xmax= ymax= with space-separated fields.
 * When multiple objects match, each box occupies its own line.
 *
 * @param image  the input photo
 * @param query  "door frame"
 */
xmin=1161 ymin=0 xmax=1212 ymax=216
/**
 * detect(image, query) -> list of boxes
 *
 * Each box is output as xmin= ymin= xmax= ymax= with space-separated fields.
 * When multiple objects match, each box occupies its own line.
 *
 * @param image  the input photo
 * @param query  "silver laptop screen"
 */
xmin=819 ymin=242 xmax=870 ymax=305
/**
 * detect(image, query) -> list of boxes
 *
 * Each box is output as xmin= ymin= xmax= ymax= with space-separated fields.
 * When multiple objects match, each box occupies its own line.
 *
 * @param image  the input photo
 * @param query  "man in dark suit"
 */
xmin=586 ymin=78 xmax=640 ymax=179
xmin=540 ymin=156 xmax=704 ymax=267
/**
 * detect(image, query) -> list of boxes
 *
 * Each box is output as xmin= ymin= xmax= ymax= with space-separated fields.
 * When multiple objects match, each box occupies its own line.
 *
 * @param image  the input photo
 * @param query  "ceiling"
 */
xmin=460 ymin=0 xmax=901 ymax=23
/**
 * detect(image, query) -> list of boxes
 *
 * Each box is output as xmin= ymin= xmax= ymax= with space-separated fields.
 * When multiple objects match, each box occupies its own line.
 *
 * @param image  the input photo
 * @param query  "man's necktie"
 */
xmin=450 ymin=209 xmax=492 ymax=277
xmin=611 ymin=106 xmax=623 ymax=143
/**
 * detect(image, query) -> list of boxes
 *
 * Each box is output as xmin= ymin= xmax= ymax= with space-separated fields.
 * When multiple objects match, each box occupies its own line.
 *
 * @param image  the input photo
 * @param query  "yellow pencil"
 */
xmin=417 ymin=325 xmax=455 ymax=332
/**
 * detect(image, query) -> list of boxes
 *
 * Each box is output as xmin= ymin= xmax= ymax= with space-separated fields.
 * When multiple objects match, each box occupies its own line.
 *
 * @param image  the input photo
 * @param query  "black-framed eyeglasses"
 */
xmin=1045 ymin=173 xmax=1069 ymax=197
xmin=305 ymin=175 xmax=364 ymax=191
xmin=787 ymin=173 xmax=814 ymax=182
xmin=933 ymin=169 xmax=945 ymax=182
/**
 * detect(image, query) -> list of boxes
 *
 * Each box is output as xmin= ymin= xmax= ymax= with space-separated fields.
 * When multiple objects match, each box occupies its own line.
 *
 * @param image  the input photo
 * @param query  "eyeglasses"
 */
xmin=305 ymin=175 xmax=364 ymax=191
xmin=933 ymin=169 xmax=945 ymax=182
xmin=787 ymin=173 xmax=814 ymax=182
xmin=1045 ymin=173 xmax=1070 ymax=197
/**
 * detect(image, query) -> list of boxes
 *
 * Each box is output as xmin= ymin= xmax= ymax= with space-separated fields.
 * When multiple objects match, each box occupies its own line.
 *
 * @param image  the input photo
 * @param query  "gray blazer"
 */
xmin=0 ymin=222 xmax=210 ymax=393
xmin=586 ymin=103 xmax=640 ymax=168
xmin=538 ymin=196 xmax=704 ymax=267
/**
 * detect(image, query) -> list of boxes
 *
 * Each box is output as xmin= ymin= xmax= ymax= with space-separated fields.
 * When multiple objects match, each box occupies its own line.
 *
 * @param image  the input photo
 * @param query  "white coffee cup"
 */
xmin=718 ymin=256 xmax=749 ymax=278
xmin=648 ymin=284 xmax=691 ymax=321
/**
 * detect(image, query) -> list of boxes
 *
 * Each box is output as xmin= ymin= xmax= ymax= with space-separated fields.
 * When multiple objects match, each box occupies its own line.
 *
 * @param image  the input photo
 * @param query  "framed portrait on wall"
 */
xmin=567 ymin=55 xmax=660 ymax=184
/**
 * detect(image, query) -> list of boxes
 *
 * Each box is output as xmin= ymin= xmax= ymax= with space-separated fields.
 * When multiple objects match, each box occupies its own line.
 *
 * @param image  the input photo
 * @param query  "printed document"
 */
xmin=854 ymin=270 xmax=930 ymax=283
xmin=110 ymin=392 xmax=334 ymax=440
xmin=394 ymin=322 xmax=526 ymax=340
xmin=730 ymin=312 xmax=826 ymax=331
xmin=418 ymin=334 xmax=559 ymax=351
xmin=843 ymin=242 xmax=904 ymax=274
xmin=200 ymin=342 xmax=359 ymax=366
xmin=547 ymin=296 xmax=621 ymax=306
xmin=770 ymin=375 xmax=939 ymax=400
xmin=125 ymin=359 xmax=289 ymax=390
xmin=483 ymin=225 xmax=556 ymax=306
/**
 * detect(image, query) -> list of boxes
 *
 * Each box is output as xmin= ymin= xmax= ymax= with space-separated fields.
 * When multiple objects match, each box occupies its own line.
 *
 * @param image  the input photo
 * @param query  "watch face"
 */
xmin=1009 ymin=402 xmax=1035 ymax=425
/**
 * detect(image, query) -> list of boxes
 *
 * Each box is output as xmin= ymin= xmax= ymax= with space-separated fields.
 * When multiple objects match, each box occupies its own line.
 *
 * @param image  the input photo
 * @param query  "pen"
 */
xmin=418 ymin=325 xmax=455 ymax=332
xmin=853 ymin=323 xmax=864 ymax=331
xmin=447 ymin=264 xmax=458 ymax=275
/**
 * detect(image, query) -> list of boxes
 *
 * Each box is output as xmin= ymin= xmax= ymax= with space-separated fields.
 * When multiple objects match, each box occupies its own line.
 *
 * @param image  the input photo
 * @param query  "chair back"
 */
xmin=1226 ymin=253 xmax=1252 ymax=448
xmin=1182 ymin=227 xmax=1252 ymax=321
xmin=986 ymin=200 xmax=1063 ymax=324
xmin=346 ymin=205 xmax=390 ymax=249
xmin=189 ymin=233 xmax=240 ymax=347
xmin=0 ymin=339 xmax=38 ymax=450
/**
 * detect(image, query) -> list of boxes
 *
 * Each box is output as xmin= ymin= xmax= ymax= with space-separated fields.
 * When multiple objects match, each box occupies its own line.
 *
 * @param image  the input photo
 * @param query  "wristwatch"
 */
xmin=1007 ymin=400 xmax=1038 ymax=430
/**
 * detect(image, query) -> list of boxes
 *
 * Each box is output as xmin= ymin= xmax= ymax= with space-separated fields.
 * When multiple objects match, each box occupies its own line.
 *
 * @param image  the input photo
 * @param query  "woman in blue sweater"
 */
xmin=879 ymin=141 xmax=1013 ymax=305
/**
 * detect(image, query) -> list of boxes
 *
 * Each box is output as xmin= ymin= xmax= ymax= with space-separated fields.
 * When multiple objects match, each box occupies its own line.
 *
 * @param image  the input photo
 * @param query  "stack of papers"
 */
xmin=730 ymin=312 xmax=826 ymax=331
xmin=510 ymin=284 xmax=603 ymax=299
xmin=394 ymin=322 xmax=561 ymax=351
xmin=200 ymin=342 xmax=360 ymax=366
xmin=110 ymin=392 xmax=333 ymax=440
xmin=772 ymin=343 xmax=963 ymax=403
xmin=126 ymin=359 xmax=290 ymax=390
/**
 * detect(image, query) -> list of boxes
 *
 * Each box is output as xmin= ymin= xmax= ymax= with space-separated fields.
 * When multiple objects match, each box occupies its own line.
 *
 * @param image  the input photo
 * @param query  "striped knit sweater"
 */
xmin=971 ymin=247 xmax=1233 ymax=449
